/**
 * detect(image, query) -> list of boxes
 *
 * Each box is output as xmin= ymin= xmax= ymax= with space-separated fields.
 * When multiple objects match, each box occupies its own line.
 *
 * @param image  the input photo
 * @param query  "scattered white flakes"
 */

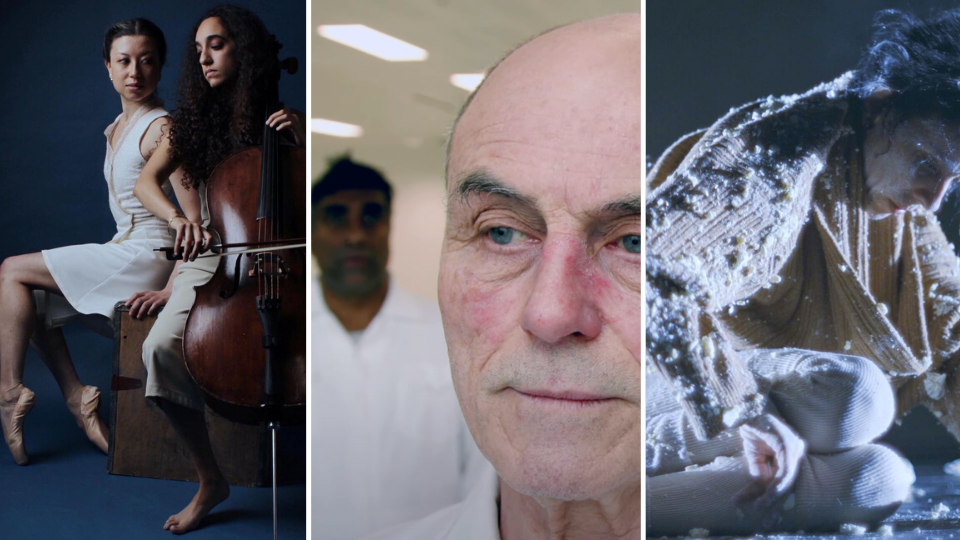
xmin=722 ymin=404 xmax=744 ymax=428
xmin=913 ymin=487 xmax=927 ymax=497
xmin=877 ymin=524 xmax=894 ymax=537
xmin=838 ymin=263 xmax=848 ymax=273
xmin=770 ymin=275 xmax=782 ymax=284
xmin=688 ymin=528 xmax=710 ymax=538
xmin=877 ymin=302 xmax=889 ymax=316
xmin=844 ymin=340 xmax=852 ymax=351
xmin=931 ymin=502 xmax=951 ymax=519
xmin=783 ymin=493 xmax=795 ymax=510
xmin=931 ymin=294 xmax=960 ymax=317
xmin=839 ymin=523 xmax=867 ymax=535
xmin=700 ymin=335 xmax=717 ymax=360
xmin=924 ymin=372 xmax=947 ymax=400
xmin=944 ymin=458 xmax=960 ymax=477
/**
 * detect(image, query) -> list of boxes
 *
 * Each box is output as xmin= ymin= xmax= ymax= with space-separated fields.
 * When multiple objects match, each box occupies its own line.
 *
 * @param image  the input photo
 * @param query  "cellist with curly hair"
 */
xmin=129 ymin=5 xmax=304 ymax=533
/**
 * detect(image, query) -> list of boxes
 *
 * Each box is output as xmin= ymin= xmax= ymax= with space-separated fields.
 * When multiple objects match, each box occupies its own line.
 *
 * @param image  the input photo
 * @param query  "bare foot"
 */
xmin=163 ymin=478 xmax=230 ymax=534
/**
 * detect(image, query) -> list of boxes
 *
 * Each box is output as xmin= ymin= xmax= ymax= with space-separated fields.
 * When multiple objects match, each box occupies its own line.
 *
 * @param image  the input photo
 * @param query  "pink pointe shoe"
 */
xmin=0 ymin=385 xmax=36 ymax=465
xmin=75 ymin=386 xmax=109 ymax=454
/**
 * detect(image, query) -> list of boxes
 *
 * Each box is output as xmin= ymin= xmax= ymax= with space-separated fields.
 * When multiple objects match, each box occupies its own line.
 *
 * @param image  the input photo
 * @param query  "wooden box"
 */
xmin=107 ymin=303 xmax=269 ymax=487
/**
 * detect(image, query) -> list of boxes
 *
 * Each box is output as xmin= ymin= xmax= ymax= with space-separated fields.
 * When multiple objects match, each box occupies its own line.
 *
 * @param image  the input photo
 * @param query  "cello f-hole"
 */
xmin=220 ymin=254 xmax=244 ymax=299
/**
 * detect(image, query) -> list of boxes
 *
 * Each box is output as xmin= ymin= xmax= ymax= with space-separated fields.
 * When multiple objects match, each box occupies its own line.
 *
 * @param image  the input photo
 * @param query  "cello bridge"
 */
xmin=248 ymin=253 xmax=289 ymax=278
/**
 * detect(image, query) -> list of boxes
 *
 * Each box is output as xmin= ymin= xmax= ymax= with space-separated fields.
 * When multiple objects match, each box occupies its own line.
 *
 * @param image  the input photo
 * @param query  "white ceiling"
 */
xmin=310 ymin=0 xmax=641 ymax=184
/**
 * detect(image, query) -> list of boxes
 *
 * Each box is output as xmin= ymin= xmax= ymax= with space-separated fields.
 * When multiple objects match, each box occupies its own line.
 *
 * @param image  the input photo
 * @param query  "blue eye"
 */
xmin=488 ymin=227 xmax=526 ymax=245
xmin=621 ymin=234 xmax=641 ymax=254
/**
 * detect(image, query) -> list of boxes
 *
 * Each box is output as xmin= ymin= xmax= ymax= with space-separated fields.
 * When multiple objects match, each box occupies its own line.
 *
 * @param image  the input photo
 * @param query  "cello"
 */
xmin=180 ymin=50 xmax=306 ymax=428
xmin=167 ymin=41 xmax=305 ymax=538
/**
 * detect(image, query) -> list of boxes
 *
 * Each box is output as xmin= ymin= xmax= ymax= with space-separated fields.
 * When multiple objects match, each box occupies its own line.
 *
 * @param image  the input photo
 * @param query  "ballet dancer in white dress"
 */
xmin=0 ymin=18 xmax=176 ymax=465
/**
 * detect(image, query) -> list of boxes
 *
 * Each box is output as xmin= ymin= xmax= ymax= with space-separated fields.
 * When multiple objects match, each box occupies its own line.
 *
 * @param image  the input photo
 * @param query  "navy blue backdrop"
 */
xmin=0 ymin=2 xmax=307 ymax=537
xmin=0 ymin=0 xmax=306 ymax=260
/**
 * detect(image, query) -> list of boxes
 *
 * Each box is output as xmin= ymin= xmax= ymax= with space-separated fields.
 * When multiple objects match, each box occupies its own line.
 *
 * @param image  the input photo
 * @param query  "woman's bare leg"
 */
xmin=30 ymin=324 xmax=109 ymax=452
xmin=0 ymin=253 xmax=58 ymax=395
xmin=156 ymin=399 xmax=229 ymax=534
xmin=30 ymin=326 xmax=83 ymax=405
xmin=0 ymin=252 xmax=109 ymax=457
xmin=0 ymin=253 xmax=59 ymax=461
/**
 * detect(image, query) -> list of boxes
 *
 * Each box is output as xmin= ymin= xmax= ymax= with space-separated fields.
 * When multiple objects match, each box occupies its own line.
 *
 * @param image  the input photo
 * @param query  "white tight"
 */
xmin=646 ymin=349 xmax=913 ymax=536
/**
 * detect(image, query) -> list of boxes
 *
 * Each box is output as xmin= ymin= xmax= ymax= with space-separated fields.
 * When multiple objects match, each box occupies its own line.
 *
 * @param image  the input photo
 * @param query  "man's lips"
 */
xmin=510 ymin=387 xmax=614 ymax=403
xmin=341 ymin=255 xmax=371 ymax=268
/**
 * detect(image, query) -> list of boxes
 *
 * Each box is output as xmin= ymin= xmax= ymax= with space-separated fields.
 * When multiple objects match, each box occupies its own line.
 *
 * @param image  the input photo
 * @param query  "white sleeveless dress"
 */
xmin=39 ymin=101 xmax=176 ymax=329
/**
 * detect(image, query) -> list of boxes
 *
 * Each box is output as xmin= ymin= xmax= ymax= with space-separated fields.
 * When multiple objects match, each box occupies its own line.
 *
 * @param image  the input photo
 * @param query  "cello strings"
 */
xmin=271 ymin=111 xmax=278 ymax=300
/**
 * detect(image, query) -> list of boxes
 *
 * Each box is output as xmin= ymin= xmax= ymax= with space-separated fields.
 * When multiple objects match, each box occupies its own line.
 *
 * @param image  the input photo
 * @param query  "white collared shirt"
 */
xmin=361 ymin=468 xmax=501 ymax=540
xmin=312 ymin=278 xmax=489 ymax=540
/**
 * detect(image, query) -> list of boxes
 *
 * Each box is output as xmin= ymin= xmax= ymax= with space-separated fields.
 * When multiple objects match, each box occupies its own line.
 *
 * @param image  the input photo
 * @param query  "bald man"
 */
xmin=363 ymin=14 xmax=643 ymax=540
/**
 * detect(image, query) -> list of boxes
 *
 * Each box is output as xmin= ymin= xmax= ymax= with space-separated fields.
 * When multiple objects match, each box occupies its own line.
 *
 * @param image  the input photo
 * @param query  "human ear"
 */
xmin=864 ymin=87 xmax=893 ymax=126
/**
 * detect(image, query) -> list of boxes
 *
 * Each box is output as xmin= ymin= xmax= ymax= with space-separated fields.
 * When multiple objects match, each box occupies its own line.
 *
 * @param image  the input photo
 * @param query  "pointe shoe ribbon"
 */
xmin=1 ymin=386 xmax=36 ymax=465
xmin=79 ymin=386 xmax=109 ymax=454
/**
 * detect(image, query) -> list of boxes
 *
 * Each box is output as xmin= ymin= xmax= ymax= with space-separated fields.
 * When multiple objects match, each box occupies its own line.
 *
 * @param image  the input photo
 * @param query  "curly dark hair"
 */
xmin=170 ymin=5 xmax=281 ymax=189
xmin=851 ymin=9 xmax=960 ymax=121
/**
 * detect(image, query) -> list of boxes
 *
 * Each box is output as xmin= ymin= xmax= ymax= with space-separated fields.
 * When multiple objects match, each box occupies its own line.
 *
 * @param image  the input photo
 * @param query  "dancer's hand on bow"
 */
xmin=169 ymin=217 xmax=213 ymax=261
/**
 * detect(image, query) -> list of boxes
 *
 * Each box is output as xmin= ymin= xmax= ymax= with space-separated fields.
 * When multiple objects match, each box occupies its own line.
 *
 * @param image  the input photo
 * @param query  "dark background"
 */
xmin=0 ymin=0 xmax=306 ymax=260
xmin=0 ymin=1 xmax=307 ymax=537
xmin=647 ymin=0 xmax=960 ymax=159
xmin=649 ymin=0 xmax=960 ymax=461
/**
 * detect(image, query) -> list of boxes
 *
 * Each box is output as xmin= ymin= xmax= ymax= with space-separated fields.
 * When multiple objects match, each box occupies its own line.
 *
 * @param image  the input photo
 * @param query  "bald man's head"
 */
xmin=446 ymin=13 xmax=641 ymax=184
xmin=439 ymin=14 xmax=643 ymax=502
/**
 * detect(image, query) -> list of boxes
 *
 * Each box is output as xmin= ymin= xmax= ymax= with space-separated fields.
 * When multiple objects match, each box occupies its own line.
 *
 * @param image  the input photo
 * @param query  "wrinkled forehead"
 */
xmin=448 ymin=21 xmax=641 ymax=211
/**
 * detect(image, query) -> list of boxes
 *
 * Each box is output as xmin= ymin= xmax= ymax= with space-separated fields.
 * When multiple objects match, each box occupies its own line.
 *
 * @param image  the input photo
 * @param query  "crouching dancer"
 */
xmin=646 ymin=9 xmax=960 ymax=535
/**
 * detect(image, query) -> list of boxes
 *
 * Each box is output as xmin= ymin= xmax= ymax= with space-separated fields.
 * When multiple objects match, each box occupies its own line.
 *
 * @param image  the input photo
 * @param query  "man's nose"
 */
xmin=344 ymin=223 xmax=369 ymax=245
xmin=520 ymin=235 xmax=602 ymax=344
xmin=916 ymin=174 xmax=955 ymax=212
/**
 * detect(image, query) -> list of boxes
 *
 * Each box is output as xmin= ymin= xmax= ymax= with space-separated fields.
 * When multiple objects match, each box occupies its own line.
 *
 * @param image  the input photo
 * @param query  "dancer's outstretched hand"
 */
xmin=125 ymin=289 xmax=171 ymax=319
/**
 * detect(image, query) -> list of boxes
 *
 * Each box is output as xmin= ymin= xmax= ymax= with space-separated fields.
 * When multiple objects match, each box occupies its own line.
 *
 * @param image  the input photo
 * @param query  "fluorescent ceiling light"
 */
xmin=311 ymin=118 xmax=363 ymax=138
xmin=450 ymin=73 xmax=485 ymax=92
xmin=317 ymin=24 xmax=427 ymax=61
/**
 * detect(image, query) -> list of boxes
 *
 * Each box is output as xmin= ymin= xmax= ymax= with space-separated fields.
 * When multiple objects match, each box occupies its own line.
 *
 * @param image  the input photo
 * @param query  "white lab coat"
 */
xmin=312 ymin=278 xmax=489 ymax=540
